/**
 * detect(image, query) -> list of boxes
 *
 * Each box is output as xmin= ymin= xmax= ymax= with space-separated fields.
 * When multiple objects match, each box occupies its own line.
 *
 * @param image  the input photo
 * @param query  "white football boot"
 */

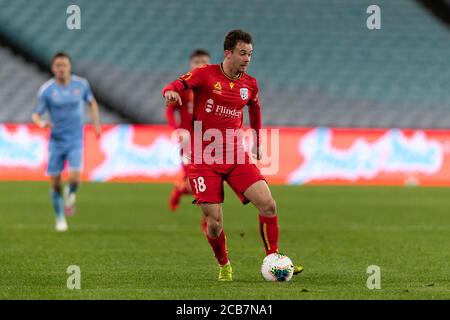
xmin=55 ymin=217 xmax=68 ymax=232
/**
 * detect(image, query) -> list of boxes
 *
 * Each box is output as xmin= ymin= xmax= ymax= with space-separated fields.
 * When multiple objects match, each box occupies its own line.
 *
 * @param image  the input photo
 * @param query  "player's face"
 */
xmin=52 ymin=57 xmax=71 ymax=82
xmin=226 ymin=41 xmax=253 ymax=73
xmin=190 ymin=55 xmax=210 ymax=69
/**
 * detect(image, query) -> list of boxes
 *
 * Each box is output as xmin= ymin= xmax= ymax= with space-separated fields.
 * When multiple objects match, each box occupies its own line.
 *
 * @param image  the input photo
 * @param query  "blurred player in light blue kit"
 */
xmin=32 ymin=52 xmax=101 ymax=232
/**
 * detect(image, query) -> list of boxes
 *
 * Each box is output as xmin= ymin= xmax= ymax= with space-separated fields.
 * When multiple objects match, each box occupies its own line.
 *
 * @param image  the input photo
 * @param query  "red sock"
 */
xmin=259 ymin=214 xmax=279 ymax=255
xmin=206 ymin=230 xmax=229 ymax=266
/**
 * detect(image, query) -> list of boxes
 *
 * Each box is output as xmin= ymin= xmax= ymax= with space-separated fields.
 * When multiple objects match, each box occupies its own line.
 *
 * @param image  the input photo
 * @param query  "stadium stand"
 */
xmin=0 ymin=0 xmax=449 ymax=127
xmin=0 ymin=43 xmax=125 ymax=123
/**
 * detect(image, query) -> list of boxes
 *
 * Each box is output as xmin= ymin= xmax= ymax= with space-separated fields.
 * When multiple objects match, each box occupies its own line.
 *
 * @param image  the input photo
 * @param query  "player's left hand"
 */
xmin=251 ymin=144 xmax=262 ymax=160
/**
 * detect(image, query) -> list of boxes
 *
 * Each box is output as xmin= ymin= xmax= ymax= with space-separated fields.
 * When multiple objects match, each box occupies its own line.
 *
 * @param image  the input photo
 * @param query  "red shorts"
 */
xmin=188 ymin=162 xmax=265 ymax=204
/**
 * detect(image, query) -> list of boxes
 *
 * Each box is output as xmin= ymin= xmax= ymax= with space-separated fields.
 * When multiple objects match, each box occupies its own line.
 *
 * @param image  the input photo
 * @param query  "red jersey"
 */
xmin=163 ymin=64 xmax=262 ymax=163
xmin=165 ymin=90 xmax=194 ymax=131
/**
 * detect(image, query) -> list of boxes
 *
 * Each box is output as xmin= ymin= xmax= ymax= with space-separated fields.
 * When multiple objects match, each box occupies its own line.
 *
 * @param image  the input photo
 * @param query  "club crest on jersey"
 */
xmin=205 ymin=99 xmax=214 ymax=113
xmin=240 ymin=88 xmax=249 ymax=100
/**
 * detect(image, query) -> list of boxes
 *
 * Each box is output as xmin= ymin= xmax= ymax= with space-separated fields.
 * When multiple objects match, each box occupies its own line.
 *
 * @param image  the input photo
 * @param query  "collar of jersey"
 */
xmin=220 ymin=63 xmax=243 ymax=81
xmin=54 ymin=75 xmax=73 ymax=88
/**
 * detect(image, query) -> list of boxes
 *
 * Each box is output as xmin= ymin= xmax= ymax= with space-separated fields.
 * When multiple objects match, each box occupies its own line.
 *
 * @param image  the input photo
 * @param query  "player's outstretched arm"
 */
xmin=88 ymin=98 xmax=102 ymax=137
xmin=31 ymin=113 xmax=52 ymax=129
xmin=162 ymin=66 xmax=206 ymax=106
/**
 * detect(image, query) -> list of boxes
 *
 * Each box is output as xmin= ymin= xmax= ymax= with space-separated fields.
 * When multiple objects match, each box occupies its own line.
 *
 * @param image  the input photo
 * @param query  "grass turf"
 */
xmin=0 ymin=182 xmax=449 ymax=300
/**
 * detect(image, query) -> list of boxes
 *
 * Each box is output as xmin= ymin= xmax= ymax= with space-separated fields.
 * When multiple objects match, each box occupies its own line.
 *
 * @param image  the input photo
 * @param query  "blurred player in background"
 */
xmin=32 ymin=52 xmax=101 ymax=232
xmin=166 ymin=49 xmax=210 ymax=212
xmin=163 ymin=30 xmax=303 ymax=281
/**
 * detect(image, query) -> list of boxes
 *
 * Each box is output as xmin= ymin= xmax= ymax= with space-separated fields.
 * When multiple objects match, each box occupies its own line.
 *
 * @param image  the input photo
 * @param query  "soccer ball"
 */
xmin=261 ymin=253 xmax=294 ymax=282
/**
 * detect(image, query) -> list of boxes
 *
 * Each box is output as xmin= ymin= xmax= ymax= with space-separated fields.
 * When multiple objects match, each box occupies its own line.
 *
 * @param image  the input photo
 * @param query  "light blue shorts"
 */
xmin=47 ymin=140 xmax=83 ymax=176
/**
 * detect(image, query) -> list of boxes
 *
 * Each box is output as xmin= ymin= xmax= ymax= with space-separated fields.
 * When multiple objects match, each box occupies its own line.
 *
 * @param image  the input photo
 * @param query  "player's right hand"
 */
xmin=164 ymin=90 xmax=182 ymax=106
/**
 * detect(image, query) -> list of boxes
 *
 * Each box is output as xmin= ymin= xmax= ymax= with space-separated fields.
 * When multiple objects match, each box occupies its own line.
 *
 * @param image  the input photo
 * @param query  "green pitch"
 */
xmin=0 ymin=182 xmax=448 ymax=300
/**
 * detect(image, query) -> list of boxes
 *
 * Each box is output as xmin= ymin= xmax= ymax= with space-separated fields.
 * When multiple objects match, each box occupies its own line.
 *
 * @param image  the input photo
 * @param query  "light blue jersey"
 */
xmin=34 ymin=75 xmax=93 ymax=145
xmin=34 ymin=75 xmax=94 ymax=175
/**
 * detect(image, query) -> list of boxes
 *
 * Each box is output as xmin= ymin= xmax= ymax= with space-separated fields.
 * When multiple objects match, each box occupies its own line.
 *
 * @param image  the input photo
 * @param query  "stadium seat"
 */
xmin=0 ymin=0 xmax=449 ymax=127
xmin=0 ymin=44 xmax=126 ymax=123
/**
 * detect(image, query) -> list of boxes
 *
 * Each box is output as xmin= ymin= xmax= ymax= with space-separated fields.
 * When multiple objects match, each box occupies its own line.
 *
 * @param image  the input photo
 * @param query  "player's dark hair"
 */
xmin=51 ymin=52 xmax=71 ymax=64
xmin=190 ymin=49 xmax=210 ymax=60
xmin=224 ymin=29 xmax=253 ymax=51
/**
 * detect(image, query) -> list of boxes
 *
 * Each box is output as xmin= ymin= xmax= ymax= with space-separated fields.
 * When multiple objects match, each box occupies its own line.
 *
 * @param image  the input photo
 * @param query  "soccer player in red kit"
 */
xmin=166 ymin=49 xmax=211 ymax=212
xmin=163 ymin=30 xmax=303 ymax=281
